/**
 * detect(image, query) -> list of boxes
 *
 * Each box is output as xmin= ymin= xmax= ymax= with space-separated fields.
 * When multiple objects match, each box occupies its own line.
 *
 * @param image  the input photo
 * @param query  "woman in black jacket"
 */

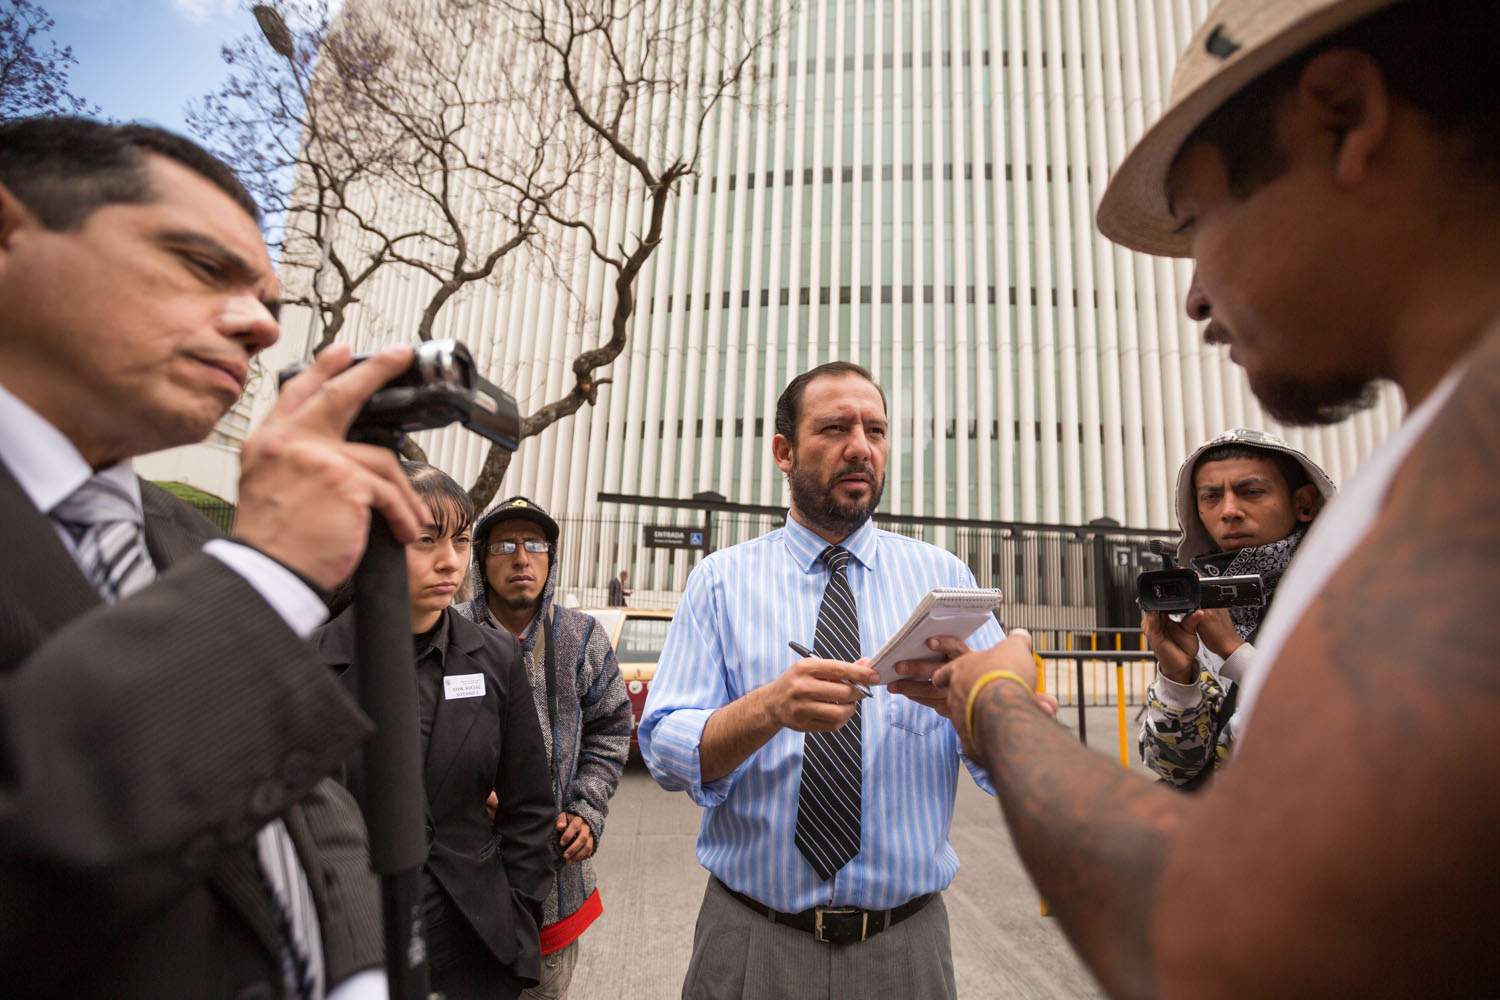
xmin=316 ymin=462 xmax=554 ymax=999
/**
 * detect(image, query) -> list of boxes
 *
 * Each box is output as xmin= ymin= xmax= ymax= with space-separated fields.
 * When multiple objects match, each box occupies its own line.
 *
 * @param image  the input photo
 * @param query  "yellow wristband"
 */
xmin=964 ymin=669 xmax=1033 ymax=737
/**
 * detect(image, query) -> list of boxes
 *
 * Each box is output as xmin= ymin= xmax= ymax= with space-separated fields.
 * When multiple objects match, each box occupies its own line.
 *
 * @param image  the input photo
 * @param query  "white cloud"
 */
xmin=170 ymin=0 xmax=240 ymax=25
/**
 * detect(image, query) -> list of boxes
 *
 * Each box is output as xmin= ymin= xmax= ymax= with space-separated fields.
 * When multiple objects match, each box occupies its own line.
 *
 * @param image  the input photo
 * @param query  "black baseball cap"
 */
xmin=476 ymin=494 xmax=560 ymax=546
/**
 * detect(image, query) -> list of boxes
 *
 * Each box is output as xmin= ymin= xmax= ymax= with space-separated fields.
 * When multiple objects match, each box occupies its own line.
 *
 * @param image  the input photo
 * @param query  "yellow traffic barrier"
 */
xmin=1116 ymin=662 xmax=1129 ymax=768
xmin=1115 ymin=632 xmax=1129 ymax=768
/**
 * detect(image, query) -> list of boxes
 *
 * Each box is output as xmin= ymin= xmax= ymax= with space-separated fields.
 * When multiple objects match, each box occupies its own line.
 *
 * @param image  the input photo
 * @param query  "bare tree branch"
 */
xmin=191 ymin=0 xmax=548 ymax=357
xmin=194 ymin=0 xmax=782 ymax=510
xmin=464 ymin=0 xmax=784 ymax=509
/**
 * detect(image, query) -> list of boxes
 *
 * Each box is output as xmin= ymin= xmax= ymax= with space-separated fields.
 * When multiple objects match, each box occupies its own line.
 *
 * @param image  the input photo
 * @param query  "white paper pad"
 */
xmin=865 ymin=587 xmax=1003 ymax=685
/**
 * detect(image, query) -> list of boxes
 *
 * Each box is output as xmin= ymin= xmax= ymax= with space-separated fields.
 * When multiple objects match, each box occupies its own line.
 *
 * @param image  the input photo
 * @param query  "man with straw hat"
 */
xmin=932 ymin=1 xmax=1499 ymax=996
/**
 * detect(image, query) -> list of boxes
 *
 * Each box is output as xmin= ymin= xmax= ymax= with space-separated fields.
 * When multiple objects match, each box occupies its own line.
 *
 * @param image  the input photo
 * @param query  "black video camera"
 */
xmin=1136 ymin=539 xmax=1265 ymax=614
xmin=279 ymin=339 xmax=520 ymax=450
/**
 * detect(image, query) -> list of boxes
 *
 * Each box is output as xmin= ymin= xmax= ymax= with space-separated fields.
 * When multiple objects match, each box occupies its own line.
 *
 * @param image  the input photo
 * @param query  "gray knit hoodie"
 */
xmin=458 ymin=496 xmax=632 ymax=943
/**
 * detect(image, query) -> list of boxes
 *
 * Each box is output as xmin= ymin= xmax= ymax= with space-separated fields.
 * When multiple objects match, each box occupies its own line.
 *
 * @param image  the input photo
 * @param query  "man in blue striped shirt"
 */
xmin=639 ymin=362 xmax=1003 ymax=1000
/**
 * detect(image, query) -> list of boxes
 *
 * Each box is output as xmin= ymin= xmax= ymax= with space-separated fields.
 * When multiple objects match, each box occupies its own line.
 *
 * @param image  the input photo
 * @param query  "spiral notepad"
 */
xmin=866 ymin=587 xmax=1003 ymax=685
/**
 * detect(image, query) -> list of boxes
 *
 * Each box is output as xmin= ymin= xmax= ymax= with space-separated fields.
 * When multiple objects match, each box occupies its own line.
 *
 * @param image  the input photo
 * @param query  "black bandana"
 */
xmin=1193 ymin=527 xmax=1307 ymax=641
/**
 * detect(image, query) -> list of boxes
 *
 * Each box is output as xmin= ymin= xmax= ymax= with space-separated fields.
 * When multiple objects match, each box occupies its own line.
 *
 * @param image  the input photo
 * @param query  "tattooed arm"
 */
xmin=940 ymin=638 xmax=1185 ymax=999
xmin=937 ymin=339 xmax=1500 ymax=999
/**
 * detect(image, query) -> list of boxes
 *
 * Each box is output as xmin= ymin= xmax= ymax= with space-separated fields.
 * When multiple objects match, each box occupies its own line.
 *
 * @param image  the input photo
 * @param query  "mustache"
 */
xmin=830 ymin=463 xmax=875 ymax=481
xmin=1203 ymin=321 xmax=1233 ymax=346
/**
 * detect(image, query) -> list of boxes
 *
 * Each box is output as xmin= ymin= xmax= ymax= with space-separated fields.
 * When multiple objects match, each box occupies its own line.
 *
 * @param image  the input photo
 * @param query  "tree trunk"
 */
xmin=468 ymin=444 xmax=515 ymax=511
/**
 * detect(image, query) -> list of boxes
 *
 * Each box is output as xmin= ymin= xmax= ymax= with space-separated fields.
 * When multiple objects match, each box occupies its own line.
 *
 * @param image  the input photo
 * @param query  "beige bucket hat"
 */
xmin=1096 ymin=0 xmax=1404 ymax=257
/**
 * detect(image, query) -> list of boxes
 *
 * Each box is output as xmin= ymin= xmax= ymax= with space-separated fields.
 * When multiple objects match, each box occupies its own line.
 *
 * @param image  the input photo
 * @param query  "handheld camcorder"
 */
xmin=279 ymin=339 xmax=520 ymax=450
xmin=1136 ymin=539 xmax=1266 ymax=614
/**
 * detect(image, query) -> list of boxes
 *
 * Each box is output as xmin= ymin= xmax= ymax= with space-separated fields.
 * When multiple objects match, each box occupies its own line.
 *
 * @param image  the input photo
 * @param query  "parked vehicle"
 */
xmin=582 ymin=606 xmax=673 ymax=748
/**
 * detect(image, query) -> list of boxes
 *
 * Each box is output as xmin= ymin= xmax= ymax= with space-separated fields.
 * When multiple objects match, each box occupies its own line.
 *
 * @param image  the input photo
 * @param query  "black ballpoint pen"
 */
xmin=788 ymin=640 xmax=872 ymax=698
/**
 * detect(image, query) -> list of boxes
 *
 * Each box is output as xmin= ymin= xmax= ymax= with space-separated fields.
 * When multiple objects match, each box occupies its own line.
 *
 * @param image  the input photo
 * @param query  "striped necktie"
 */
xmin=51 ymin=474 xmax=325 ymax=999
xmin=794 ymin=544 xmax=863 ymax=882
xmin=50 ymin=474 xmax=155 ymax=602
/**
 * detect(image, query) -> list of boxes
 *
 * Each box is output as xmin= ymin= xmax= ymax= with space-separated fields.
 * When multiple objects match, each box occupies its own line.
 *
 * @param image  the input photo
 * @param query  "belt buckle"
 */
xmin=814 ymin=906 xmax=868 ymax=945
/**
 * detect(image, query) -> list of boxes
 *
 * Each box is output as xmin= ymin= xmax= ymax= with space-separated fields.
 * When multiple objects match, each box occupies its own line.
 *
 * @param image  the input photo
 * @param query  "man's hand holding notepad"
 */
xmin=867 ymin=588 xmax=1004 ymax=685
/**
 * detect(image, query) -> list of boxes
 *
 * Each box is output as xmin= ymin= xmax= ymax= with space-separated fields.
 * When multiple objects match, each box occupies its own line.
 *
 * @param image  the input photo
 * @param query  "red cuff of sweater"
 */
xmin=539 ymin=888 xmax=602 ymax=954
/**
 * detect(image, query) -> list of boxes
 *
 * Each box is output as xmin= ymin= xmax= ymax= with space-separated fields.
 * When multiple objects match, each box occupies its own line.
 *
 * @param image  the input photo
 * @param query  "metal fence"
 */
xmin=1029 ymin=627 xmax=1155 ymax=708
xmin=173 ymin=495 xmax=1171 ymax=681
xmin=1028 ymin=629 xmax=1157 ymax=763
xmin=550 ymin=510 xmax=1175 ymax=632
xmin=191 ymin=500 xmax=236 ymax=534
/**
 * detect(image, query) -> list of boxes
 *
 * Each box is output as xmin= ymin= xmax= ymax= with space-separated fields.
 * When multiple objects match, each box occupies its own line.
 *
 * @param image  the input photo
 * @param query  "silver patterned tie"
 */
xmin=51 ymin=474 xmax=155 ymax=602
xmin=52 ymin=474 xmax=325 ymax=999
xmin=794 ymin=544 xmax=864 ymax=881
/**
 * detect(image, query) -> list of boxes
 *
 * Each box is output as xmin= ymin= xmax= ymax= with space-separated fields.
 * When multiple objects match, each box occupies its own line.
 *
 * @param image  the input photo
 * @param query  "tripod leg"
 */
xmin=353 ymin=515 xmax=431 ymax=1000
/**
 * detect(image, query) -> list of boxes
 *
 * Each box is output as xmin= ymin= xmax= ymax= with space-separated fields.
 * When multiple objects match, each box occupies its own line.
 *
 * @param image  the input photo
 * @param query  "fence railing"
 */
xmin=1025 ymin=627 xmax=1156 ymax=767
xmin=553 ymin=511 xmax=1173 ymax=633
xmin=188 ymin=499 xmax=236 ymax=534
xmin=170 ymin=494 xmax=1171 ymax=654
xmin=1029 ymin=628 xmax=1154 ymax=707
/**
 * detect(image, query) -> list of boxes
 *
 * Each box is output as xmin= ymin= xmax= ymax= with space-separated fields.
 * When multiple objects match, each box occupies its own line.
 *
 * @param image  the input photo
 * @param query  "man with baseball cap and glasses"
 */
xmin=932 ymin=1 xmax=1499 ymax=996
xmin=459 ymin=496 xmax=631 ymax=999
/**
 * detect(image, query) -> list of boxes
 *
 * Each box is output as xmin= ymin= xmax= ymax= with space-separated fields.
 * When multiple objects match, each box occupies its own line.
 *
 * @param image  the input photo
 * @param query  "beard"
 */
xmin=1249 ymin=370 xmax=1383 ymax=426
xmin=788 ymin=458 xmax=885 ymax=536
xmin=503 ymin=593 xmax=541 ymax=613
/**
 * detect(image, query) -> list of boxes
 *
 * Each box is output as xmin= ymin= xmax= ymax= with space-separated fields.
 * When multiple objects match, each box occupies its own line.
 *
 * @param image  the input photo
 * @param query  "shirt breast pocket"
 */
xmin=887 ymin=695 xmax=943 ymax=735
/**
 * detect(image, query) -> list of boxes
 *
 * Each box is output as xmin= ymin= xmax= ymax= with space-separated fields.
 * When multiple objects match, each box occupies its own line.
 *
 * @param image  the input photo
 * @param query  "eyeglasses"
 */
xmin=487 ymin=539 xmax=551 ymax=556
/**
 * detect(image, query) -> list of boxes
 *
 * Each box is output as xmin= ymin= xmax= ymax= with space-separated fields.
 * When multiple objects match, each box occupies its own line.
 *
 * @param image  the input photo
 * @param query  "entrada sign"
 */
xmin=644 ymin=525 xmax=708 ymax=550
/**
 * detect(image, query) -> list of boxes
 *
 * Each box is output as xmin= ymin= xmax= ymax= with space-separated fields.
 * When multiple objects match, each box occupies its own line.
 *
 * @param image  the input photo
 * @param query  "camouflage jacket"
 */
xmin=1139 ymin=642 xmax=1256 ymax=789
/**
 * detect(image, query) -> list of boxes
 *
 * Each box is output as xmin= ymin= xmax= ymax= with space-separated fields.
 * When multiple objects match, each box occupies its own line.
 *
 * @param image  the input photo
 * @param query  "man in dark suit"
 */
xmin=0 ymin=116 xmax=430 ymax=997
xmin=607 ymin=570 xmax=629 ymax=607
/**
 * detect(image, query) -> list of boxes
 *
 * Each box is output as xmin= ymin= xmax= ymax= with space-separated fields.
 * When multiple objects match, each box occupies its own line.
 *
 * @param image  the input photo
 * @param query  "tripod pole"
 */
xmin=352 ymin=513 xmax=431 ymax=1000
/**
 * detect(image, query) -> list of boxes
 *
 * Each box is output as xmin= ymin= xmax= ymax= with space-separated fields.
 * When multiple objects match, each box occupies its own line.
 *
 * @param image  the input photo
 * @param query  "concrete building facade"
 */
xmin=154 ymin=0 xmax=1403 ymax=606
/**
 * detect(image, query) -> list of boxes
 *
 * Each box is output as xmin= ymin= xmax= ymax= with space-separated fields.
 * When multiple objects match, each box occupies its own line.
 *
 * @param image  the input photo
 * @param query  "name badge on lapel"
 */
xmin=444 ymin=673 xmax=486 ymax=700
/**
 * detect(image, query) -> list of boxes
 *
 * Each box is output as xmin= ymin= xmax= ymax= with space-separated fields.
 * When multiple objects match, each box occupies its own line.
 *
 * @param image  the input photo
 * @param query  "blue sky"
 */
xmin=46 ymin=0 xmax=258 ymax=137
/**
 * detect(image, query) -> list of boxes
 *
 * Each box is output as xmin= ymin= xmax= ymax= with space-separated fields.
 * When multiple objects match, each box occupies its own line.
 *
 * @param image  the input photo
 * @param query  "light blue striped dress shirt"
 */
xmin=639 ymin=516 xmax=1004 ymax=913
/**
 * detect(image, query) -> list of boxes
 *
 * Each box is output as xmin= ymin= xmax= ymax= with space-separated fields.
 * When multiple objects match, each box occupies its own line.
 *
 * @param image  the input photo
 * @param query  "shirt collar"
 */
xmin=425 ymin=606 xmax=454 ymax=657
xmin=0 ymin=381 xmax=140 ymax=518
xmin=781 ymin=514 xmax=878 ymax=573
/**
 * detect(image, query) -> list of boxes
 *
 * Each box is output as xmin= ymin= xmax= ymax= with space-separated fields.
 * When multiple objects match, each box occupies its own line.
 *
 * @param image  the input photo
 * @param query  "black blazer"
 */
xmin=0 ymin=463 xmax=382 ymax=998
xmin=314 ymin=606 xmax=555 ymax=985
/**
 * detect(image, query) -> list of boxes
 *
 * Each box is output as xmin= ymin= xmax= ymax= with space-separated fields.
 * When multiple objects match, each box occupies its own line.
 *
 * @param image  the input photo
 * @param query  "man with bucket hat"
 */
xmin=931 ymin=1 xmax=1500 ymax=995
xmin=1139 ymin=429 xmax=1335 ymax=788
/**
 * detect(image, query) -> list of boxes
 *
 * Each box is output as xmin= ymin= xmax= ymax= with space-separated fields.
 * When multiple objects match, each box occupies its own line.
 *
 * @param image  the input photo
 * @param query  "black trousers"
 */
xmin=423 ymin=875 xmax=524 ymax=1000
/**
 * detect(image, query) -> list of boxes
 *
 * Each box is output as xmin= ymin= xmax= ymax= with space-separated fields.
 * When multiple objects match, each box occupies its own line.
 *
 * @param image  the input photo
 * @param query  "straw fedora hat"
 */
xmin=1096 ymin=0 xmax=1404 ymax=258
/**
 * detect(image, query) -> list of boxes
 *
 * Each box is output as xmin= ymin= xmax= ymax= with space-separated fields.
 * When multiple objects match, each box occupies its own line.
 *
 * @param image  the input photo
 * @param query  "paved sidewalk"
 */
xmin=566 ymin=705 xmax=1148 ymax=999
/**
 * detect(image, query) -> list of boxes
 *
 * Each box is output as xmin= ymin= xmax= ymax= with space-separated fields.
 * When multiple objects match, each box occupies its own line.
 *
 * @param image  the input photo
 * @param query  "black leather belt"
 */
xmin=714 ymin=877 xmax=935 ymax=945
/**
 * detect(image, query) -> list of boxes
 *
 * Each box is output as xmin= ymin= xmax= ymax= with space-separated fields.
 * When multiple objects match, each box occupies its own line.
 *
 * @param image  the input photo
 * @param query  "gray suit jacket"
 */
xmin=0 ymin=462 xmax=382 ymax=998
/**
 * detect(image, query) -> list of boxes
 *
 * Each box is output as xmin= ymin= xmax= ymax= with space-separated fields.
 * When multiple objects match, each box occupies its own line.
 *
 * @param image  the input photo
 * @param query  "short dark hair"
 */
xmin=402 ymin=461 xmax=474 ymax=539
xmin=1178 ymin=0 xmax=1500 ymax=200
xmin=774 ymin=361 xmax=888 ymax=443
xmin=1192 ymin=444 xmax=1310 ymax=497
xmin=0 ymin=116 xmax=260 ymax=231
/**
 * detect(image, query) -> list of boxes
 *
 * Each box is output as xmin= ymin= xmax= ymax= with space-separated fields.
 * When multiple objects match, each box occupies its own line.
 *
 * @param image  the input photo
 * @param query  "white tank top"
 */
xmin=1235 ymin=361 xmax=1467 ymax=738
